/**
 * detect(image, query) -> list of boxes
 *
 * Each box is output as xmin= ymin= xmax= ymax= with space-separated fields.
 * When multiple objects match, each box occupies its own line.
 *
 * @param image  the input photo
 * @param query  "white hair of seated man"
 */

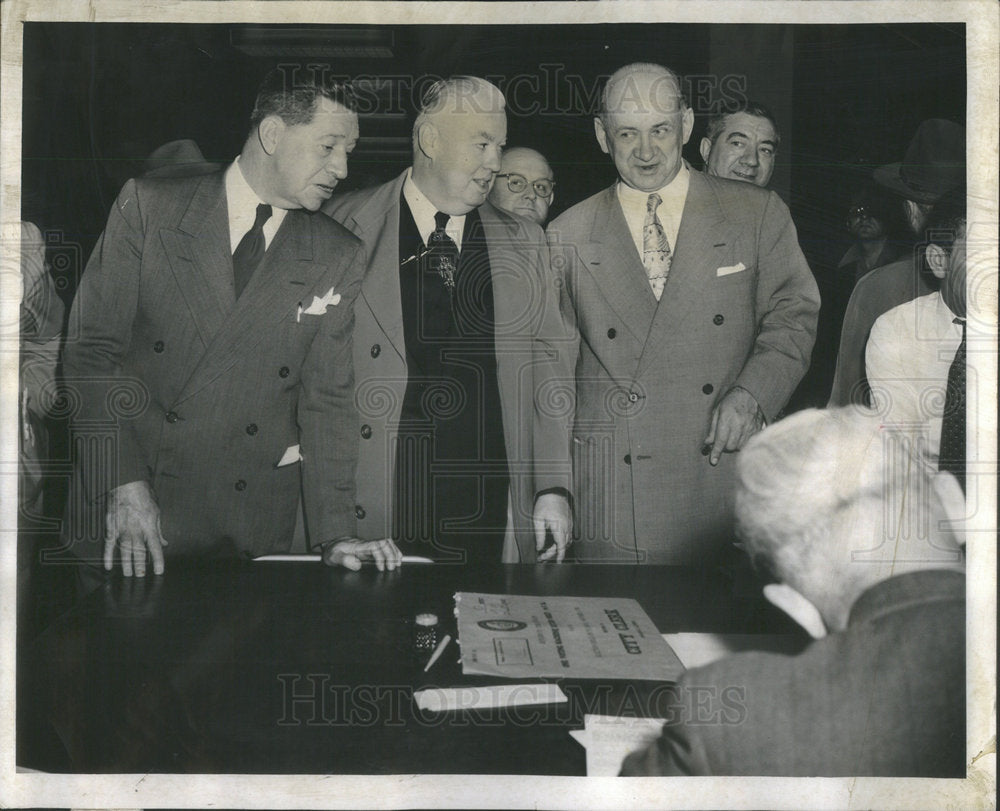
xmin=734 ymin=407 xmax=965 ymax=639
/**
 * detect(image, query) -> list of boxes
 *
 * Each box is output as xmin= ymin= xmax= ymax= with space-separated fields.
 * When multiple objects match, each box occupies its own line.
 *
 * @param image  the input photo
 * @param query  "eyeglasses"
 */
xmin=496 ymin=173 xmax=555 ymax=199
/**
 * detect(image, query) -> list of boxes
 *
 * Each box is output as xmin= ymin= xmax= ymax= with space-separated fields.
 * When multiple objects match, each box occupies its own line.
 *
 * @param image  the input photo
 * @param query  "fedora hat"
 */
xmin=873 ymin=119 xmax=965 ymax=204
xmin=143 ymin=139 xmax=223 ymax=178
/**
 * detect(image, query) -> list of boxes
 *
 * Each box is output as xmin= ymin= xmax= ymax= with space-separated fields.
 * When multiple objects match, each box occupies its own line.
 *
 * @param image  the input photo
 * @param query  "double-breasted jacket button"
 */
xmin=165 ymin=411 xmax=179 ymax=423
xmin=153 ymin=341 xmax=165 ymax=353
xmin=235 ymin=479 xmax=247 ymax=491
xmin=607 ymin=328 xmax=617 ymax=339
xmin=370 ymin=344 xmax=381 ymax=358
xmin=702 ymin=384 xmax=714 ymax=395
xmin=355 ymin=505 xmax=366 ymax=519
xmin=278 ymin=366 xmax=290 ymax=378
xmin=360 ymin=424 xmax=372 ymax=439
xmin=623 ymin=454 xmax=632 ymax=465
xmin=713 ymin=314 xmax=725 ymax=326
xmin=246 ymin=423 xmax=258 ymax=436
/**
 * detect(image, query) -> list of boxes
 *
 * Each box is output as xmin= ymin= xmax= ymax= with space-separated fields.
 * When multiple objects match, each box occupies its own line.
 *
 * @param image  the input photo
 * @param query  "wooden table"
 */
xmin=18 ymin=559 xmax=802 ymax=774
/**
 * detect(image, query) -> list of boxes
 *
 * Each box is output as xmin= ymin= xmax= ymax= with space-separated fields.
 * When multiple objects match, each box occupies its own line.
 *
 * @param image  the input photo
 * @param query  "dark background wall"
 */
xmin=21 ymin=21 xmax=966 ymax=405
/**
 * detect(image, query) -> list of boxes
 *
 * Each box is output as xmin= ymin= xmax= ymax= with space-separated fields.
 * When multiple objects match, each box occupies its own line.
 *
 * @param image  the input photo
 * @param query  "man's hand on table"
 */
xmin=104 ymin=480 xmax=168 ymax=577
xmin=704 ymin=386 xmax=766 ymax=466
xmin=534 ymin=492 xmax=572 ymax=563
xmin=321 ymin=537 xmax=402 ymax=571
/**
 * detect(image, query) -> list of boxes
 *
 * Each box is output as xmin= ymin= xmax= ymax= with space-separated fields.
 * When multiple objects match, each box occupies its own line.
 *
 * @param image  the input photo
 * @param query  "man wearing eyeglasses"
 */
xmin=487 ymin=147 xmax=556 ymax=226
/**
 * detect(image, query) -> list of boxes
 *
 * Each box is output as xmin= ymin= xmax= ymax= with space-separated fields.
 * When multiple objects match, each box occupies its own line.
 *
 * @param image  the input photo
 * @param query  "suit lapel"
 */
xmin=580 ymin=186 xmax=657 ymax=344
xmin=636 ymin=171 xmax=729 ymax=378
xmin=158 ymin=172 xmax=233 ymax=349
xmin=175 ymin=211 xmax=331 ymax=403
xmin=343 ymin=173 xmax=407 ymax=364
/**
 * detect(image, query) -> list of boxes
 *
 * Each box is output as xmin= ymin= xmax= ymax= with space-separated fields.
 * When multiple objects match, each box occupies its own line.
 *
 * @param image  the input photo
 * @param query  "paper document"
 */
xmin=455 ymin=592 xmax=683 ymax=681
xmin=662 ymin=632 xmax=804 ymax=669
xmin=569 ymin=714 xmax=665 ymax=776
xmin=414 ymin=683 xmax=568 ymax=713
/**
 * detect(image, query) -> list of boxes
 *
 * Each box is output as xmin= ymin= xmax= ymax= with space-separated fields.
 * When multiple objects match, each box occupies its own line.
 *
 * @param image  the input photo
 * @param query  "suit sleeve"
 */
xmin=298 ymin=239 xmax=366 ymax=547
xmin=734 ymin=191 xmax=820 ymax=421
xmin=531 ymin=230 xmax=577 ymax=498
xmin=62 ymin=179 xmax=151 ymax=499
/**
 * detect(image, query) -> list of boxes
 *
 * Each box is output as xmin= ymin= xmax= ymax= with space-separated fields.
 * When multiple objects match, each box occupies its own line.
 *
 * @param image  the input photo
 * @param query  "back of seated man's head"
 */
xmin=734 ymin=407 xmax=964 ymax=638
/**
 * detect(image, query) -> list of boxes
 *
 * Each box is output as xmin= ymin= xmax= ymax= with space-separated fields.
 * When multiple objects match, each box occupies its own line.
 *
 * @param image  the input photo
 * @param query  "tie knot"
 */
xmin=253 ymin=203 xmax=273 ymax=229
xmin=434 ymin=211 xmax=450 ymax=231
xmin=646 ymin=193 xmax=662 ymax=213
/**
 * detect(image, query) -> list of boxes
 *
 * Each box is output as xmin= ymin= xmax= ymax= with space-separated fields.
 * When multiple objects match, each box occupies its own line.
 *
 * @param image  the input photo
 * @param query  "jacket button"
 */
xmin=628 ymin=392 xmax=639 ymax=403
xmin=607 ymin=328 xmax=616 ymax=339
xmin=713 ymin=314 xmax=725 ymax=326
xmin=153 ymin=341 xmax=165 ymax=353
xmin=702 ymin=384 xmax=714 ymax=395
xmin=279 ymin=366 xmax=290 ymax=378
xmin=165 ymin=411 xmax=179 ymax=423
xmin=235 ymin=479 xmax=247 ymax=491
xmin=360 ymin=424 xmax=372 ymax=439
xmin=623 ymin=454 xmax=631 ymax=465
xmin=370 ymin=344 xmax=381 ymax=358
xmin=355 ymin=505 xmax=366 ymax=519
xmin=701 ymin=445 xmax=712 ymax=456
xmin=246 ymin=423 xmax=258 ymax=436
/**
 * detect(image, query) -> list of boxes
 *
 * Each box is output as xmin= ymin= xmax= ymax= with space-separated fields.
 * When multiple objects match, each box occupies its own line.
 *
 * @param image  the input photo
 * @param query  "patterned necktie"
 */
xmin=233 ymin=203 xmax=272 ymax=298
xmin=427 ymin=211 xmax=459 ymax=295
xmin=642 ymin=192 xmax=672 ymax=300
xmin=938 ymin=317 xmax=966 ymax=493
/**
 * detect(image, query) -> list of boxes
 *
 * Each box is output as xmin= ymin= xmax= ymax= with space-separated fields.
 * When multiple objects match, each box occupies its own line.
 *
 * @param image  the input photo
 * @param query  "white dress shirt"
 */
xmin=866 ymin=292 xmax=964 ymax=460
xmin=224 ymin=158 xmax=287 ymax=253
xmin=403 ymin=168 xmax=466 ymax=251
xmin=616 ymin=162 xmax=690 ymax=262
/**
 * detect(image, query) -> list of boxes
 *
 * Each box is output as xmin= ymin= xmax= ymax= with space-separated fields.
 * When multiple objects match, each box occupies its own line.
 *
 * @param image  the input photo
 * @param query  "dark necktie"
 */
xmin=938 ymin=317 xmax=966 ymax=493
xmin=427 ymin=211 xmax=459 ymax=295
xmin=233 ymin=203 xmax=272 ymax=298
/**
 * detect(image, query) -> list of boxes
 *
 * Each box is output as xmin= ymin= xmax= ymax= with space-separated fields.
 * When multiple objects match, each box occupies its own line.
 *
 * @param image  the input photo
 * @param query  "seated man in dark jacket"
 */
xmin=622 ymin=406 xmax=966 ymax=777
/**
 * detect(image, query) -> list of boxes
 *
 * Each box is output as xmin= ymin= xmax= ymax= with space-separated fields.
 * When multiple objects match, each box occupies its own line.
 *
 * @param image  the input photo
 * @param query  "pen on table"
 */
xmin=423 ymin=633 xmax=452 ymax=673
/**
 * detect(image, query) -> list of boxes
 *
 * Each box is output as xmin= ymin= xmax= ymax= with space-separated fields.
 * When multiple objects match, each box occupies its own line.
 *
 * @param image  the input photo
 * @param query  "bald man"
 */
xmin=324 ymin=77 xmax=571 ymax=565
xmin=547 ymin=62 xmax=818 ymax=563
xmin=488 ymin=147 xmax=556 ymax=225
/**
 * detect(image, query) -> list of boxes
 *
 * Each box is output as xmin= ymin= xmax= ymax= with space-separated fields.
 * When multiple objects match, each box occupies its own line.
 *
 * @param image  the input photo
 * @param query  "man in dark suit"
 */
xmin=621 ymin=407 xmax=966 ymax=776
xmin=324 ymin=77 xmax=572 ymax=564
xmin=62 ymin=70 xmax=401 ymax=580
xmin=547 ymin=63 xmax=819 ymax=562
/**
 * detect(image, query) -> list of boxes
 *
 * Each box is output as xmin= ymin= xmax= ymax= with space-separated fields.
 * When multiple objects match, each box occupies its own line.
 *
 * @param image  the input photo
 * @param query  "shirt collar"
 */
xmin=224 ymin=157 xmax=287 ymax=252
xmin=402 ymin=167 xmax=465 ymax=251
xmin=616 ymin=161 xmax=690 ymax=215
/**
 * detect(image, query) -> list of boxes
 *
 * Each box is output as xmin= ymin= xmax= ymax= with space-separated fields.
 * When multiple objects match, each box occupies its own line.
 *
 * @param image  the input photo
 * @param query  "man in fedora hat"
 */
xmin=142 ymin=139 xmax=223 ymax=179
xmin=828 ymin=119 xmax=965 ymax=406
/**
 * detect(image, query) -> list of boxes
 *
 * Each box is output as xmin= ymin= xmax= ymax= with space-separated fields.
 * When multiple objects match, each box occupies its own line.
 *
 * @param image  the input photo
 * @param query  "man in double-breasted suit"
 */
xmin=324 ymin=77 xmax=572 ymax=564
xmin=63 ymin=71 xmax=400 ymax=581
xmin=548 ymin=63 xmax=819 ymax=563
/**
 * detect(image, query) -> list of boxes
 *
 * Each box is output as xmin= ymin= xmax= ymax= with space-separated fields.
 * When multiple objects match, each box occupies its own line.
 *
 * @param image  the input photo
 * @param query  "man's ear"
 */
xmin=415 ymin=121 xmax=438 ymax=160
xmin=925 ymin=243 xmax=948 ymax=280
xmin=258 ymin=115 xmax=284 ymax=156
xmin=593 ymin=117 xmax=610 ymax=155
xmin=699 ymin=137 xmax=712 ymax=165
xmin=680 ymin=106 xmax=695 ymax=145
xmin=763 ymin=583 xmax=827 ymax=639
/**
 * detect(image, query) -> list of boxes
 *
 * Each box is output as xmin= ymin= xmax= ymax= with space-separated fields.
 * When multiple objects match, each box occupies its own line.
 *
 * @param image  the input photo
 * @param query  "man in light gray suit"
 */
xmin=63 ymin=70 xmax=400 ymax=581
xmin=547 ymin=63 xmax=819 ymax=562
xmin=324 ymin=77 xmax=571 ymax=564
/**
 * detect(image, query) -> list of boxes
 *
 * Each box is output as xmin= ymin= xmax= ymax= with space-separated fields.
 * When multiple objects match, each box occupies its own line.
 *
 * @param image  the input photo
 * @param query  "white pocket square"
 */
xmin=716 ymin=262 xmax=747 ymax=277
xmin=276 ymin=444 xmax=302 ymax=467
xmin=299 ymin=287 xmax=341 ymax=319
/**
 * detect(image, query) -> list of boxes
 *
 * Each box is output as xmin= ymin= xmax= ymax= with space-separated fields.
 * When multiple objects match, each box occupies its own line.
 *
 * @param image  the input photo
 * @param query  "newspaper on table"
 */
xmin=454 ymin=592 xmax=684 ymax=681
